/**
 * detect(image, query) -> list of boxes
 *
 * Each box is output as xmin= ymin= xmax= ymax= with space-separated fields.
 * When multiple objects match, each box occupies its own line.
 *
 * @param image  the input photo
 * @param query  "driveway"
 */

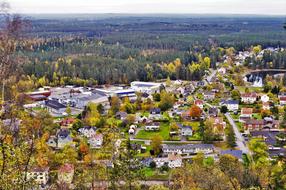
xmin=225 ymin=113 xmax=251 ymax=155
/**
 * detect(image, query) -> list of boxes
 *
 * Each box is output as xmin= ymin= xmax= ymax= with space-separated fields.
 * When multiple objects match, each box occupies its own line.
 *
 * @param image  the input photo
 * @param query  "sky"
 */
xmin=7 ymin=0 xmax=286 ymax=15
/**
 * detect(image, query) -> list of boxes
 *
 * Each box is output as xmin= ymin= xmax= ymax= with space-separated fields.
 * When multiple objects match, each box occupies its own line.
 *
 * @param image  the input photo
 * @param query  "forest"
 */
xmin=12 ymin=15 xmax=286 ymax=87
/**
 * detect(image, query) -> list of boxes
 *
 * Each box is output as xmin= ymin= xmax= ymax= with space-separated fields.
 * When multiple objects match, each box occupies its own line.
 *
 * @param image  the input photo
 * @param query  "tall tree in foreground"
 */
xmin=0 ymin=3 xmax=27 ymax=102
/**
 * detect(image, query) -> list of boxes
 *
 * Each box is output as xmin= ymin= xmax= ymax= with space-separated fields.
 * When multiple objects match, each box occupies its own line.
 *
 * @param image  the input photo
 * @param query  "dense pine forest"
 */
xmin=15 ymin=15 xmax=286 ymax=86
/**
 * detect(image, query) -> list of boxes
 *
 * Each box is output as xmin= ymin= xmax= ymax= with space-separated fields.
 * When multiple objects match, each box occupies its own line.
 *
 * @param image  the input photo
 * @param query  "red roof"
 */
xmin=280 ymin=97 xmax=286 ymax=101
xmin=59 ymin=164 xmax=74 ymax=173
xmin=241 ymin=108 xmax=253 ymax=115
xmin=241 ymin=93 xmax=257 ymax=98
xmin=194 ymin=100 xmax=204 ymax=105
xmin=60 ymin=118 xmax=76 ymax=126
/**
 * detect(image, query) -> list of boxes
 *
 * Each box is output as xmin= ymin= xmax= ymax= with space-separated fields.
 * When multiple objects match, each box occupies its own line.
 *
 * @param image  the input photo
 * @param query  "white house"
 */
xmin=221 ymin=100 xmax=239 ymax=111
xmin=145 ymin=125 xmax=160 ymax=131
xmin=162 ymin=144 xmax=214 ymax=155
xmin=58 ymin=164 xmax=74 ymax=185
xmin=180 ymin=125 xmax=193 ymax=136
xmin=78 ymin=126 xmax=97 ymax=138
xmin=239 ymin=108 xmax=253 ymax=122
xmin=153 ymin=154 xmax=182 ymax=168
xmin=218 ymin=67 xmax=226 ymax=74
xmin=203 ymin=92 xmax=216 ymax=100
xmin=241 ymin=93 xmax=257 ymax=104
xmin=26 ymin=167 xmax=49 ymax=186
xmin=261 ymin=94 xmax=269 ymax=103
xmin=88 ymin=134 xmax=103 ymax=149
xmin=279 ymin=97 xmax=286 ymax=106
xmin=128 ymin=125 xmax=137 ymax=135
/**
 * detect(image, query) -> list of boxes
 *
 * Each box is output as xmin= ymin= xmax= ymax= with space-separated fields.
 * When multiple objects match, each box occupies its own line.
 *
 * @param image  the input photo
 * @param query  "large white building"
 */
xmin=130 ymin=81 xmax=163 ymax=94
xmin=26 ymin=167 xmax=49 ymax=186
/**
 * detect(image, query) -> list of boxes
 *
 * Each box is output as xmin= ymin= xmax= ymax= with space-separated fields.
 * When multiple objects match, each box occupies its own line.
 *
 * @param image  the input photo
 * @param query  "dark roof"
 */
xmin=45 ymin=100 xmax=66 ymax=110
xmin=220 ymin=150 xmax=243 ymax=159
xmin=250 ymin=131 xmax=283 ymax=146
xmin=150 ymin=108 xmax=161 ymax=114
xmin=115 ymin=111 xmax=128 ymax=118
xmin=57 ymin=129 xmax=70 ymax=138
xmin=268 ymin=148 xmax=286 ymax=158
xmin=209 ymin=107 xmax=218 ymax=115
xmin=162 ymin=144 xmax=214 ymax=150
xmin=226 ymin=100 xmax=239 ymax=105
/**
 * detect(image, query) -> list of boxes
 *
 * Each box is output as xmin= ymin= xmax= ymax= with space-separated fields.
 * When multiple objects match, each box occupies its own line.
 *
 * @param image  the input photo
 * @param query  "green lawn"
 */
xmin=252 ymin=113 xmax=262 ymax=120
xmin=187 ymin=132 xmax=202 ymax=141
xmin=143 ymin=167 xmax=170 ymax=180
xmin=136 ymin=123 xmax=171 ymax=140
xmin=231 ymin=113 xmax=239 ymax=120
xmin=235 ymin=122 xmax=244 ymax=133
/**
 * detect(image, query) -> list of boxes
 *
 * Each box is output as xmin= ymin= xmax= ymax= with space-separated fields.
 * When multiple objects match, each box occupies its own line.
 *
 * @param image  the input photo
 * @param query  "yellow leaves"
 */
xmin=189 ymin=62 xmax=200 ymax=72
xmin=174 ymin=58 xmax=182 ymax=67
xmin=83 ymin=154 xmax=92 ymax=164
xmin=36 ymin=153 xmax=49 ymax=167
xmin=167 ymin=62 xmax=176 ymax=73
xmin=253 ymin=45 xmax=262 ymax=54
xmin=203 ymin=57 xmax=211 ymax=68
xmin=162 ymin=58 xmax=182 ymax=74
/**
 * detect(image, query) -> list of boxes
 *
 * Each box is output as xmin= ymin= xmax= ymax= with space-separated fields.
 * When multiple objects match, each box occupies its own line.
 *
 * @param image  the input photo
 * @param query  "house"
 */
xmin=45 ymin=99 xmax=66 ymax=116
xmin=145 ymin=124 xmax=160 ymax=131
xmin=150 ymin=108 xmax=161 ymax=115
xmin=60 ymin=118 xmax=76 ymax=128
xmin=278 ymin=92 xmax=286 ymax=99
xmin=57 ymin=129 xmax=73 ymax=149
xmin=149 ymin=108 xmax=163 ymax=120
xmin=58 ymin=164 xmax=74 ymax=185
xmin=262 ymin=102 xmax=270 ymax=110
xmin=241 ymin=93 xmax=257 ymax=104
xmin=194 ymin=99 xmax=204 ymax=109
xmin=250 ymin=131 xmax=286 ymax=158
xmin=175 ymin=87 xmax=185 ymax=94
xmin=135 ymin=115 xmax=149 ymax=123
xmin=209 ymin=117 xmax=226 ymax=134
xmin=88 ymin=134 xmax=103 ymax=149
xmin=203 ymin=92 xmax=215 ymax=100
xmin=221 ymin=100 xmax=239 ymax=111
xmin=261 ymin=94 xmax=269 ymax=103
xmin=153 ymin=154 xmax=182 ymax=168
xmin=78 ymin=126 xmax=97 ymax=138
xmin=239 ymin=108 xmax=253 ymax=122
xmin=218 ymin=67 xmax=226 ymax=75
xmin=47 ymin=135 xmax=57 ymax=148
xmin=279 ymin=97 xmax=286 ymax=106
xmin=220 ymin=150 xmax=243 ymax=161
xmin=26 ymin=167 xmax=49 ymax=186
xmin=162 ymin=144 xmax=214 ymax=155
xmin=197 ymin=81 xmax=205 ymax=87
xmin=244 ymin=117 xmax=279 ymax=131
xmin=179 ymin=124 xmax=193 ymax=136
xmin=115 ymin=111 xmax=128 ymax=120
xmin=128 ymin=125 xmax=137 ymax=135
xmin=209 ymin=107 xmax=218 ymax=117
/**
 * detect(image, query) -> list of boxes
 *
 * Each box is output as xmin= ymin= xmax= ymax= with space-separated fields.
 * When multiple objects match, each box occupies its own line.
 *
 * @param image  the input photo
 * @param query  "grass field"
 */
xmin=136 ymin=123 xmax=171 ymax=140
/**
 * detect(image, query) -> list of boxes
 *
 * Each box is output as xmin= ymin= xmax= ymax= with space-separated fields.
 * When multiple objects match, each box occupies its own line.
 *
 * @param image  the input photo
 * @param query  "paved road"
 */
xmin=225 ymin=113 xmax=251 ymax=155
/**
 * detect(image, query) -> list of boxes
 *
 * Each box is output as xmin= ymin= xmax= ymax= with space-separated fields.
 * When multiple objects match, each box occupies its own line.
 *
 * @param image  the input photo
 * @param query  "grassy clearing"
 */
xmin=136 ymin=123 xmax=170 ymax=140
